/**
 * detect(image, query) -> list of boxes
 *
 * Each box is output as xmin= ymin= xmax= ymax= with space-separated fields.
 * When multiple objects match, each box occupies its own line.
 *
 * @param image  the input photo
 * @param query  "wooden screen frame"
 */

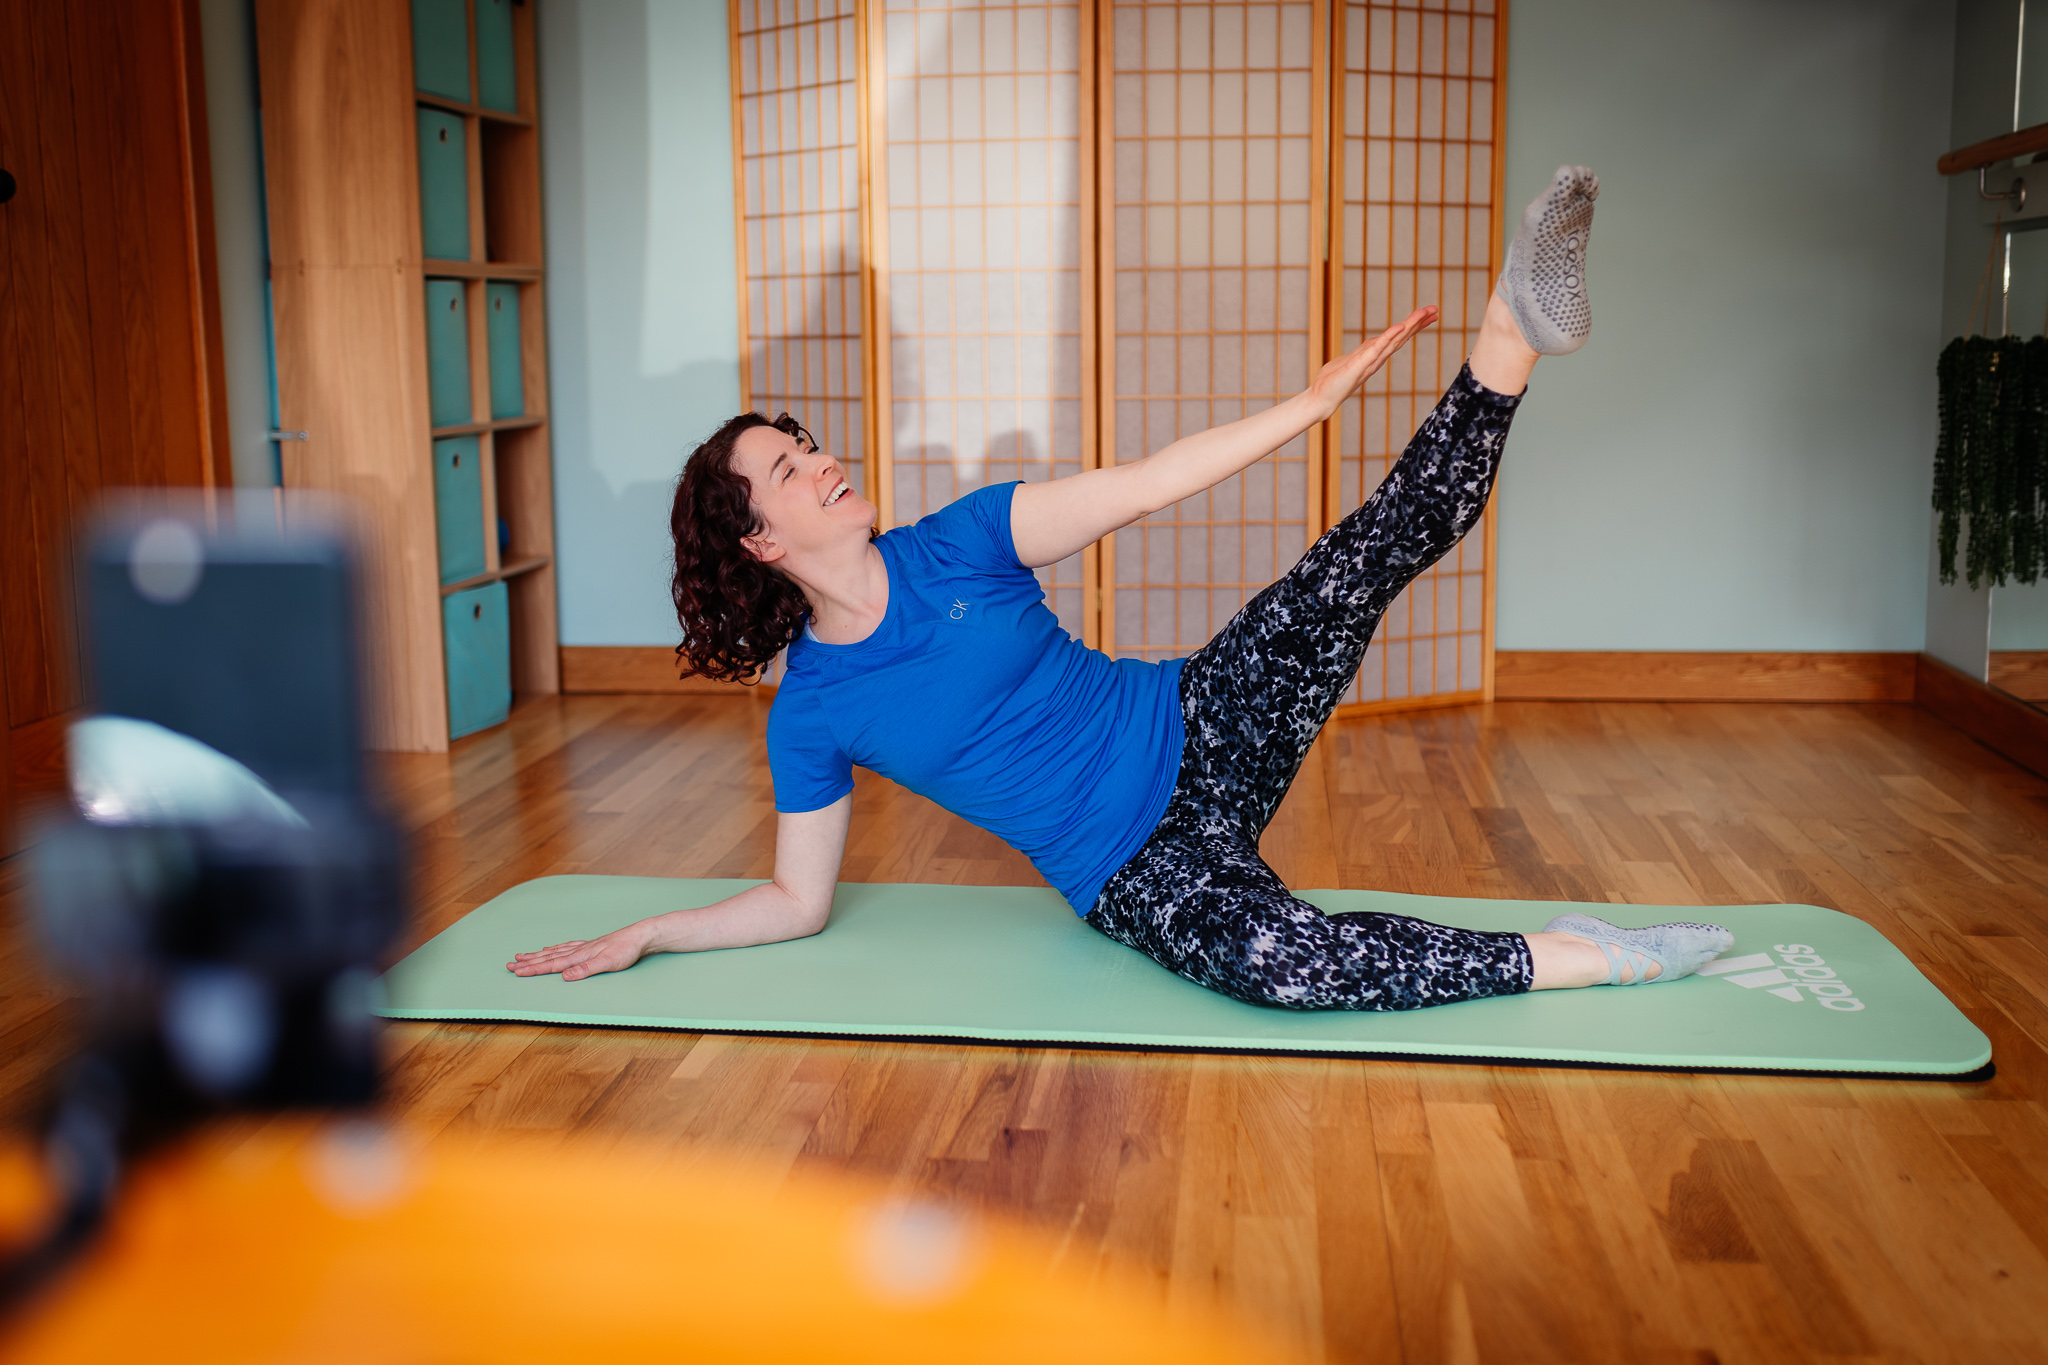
xmin=859 ymin=0 xmax=1103 ymax=647
xmin=1319 ymin=0 xmax=1506 ymax=716
xmin=729 ymin=0 xmax=872 ymax=499
xmin=728 ymin=0 xmax=1503 ymax=705
xmin=1096 ymin=0 xmax=1331 ymax=665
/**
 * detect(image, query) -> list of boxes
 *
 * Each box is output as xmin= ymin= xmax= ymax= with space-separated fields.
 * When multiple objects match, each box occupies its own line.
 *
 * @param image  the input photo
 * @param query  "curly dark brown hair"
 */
xmin=669 ymin=411 xmax=820 ymax=684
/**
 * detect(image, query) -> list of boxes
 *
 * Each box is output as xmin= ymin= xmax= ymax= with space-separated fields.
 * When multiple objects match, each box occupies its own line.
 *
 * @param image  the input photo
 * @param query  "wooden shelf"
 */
xmin=441 ymin=554 xmax=551 ymax=598
xmin=422 ymin=258 xmax=543 ymax=281
xmin=431 ymin=414 xmax=545 ymax=439
xmin=1938 ymin=120 xmax=2048 ymax=175
xmin=414 ymin=89 xmax=534 ymax=127
xmin=266 ymin=0 xmax=559 ymax=749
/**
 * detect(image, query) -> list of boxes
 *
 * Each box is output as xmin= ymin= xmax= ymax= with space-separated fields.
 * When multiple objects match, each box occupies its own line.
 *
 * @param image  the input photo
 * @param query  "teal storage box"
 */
xmin=416 ymin=108 xmax=468 ymax=260
xmin=486 ymin=283 xmax=524 ymax=418
xmin=411 ymin=0 xmax=469 ymax=101
xmin=433 ymin=436 xmax=486 ymax=585
xmin=425 ymin=280 xmax=471 ymax=428
xmin=477 ymin=0 xmax=517 ymax=112
xmin=444 ymin=581 xmax=511 ymax=739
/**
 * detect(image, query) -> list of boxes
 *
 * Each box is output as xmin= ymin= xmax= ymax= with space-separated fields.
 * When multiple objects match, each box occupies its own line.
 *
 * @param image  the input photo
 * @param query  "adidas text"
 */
xmin=1694 ymin=942 xmax=1865 ymax=1012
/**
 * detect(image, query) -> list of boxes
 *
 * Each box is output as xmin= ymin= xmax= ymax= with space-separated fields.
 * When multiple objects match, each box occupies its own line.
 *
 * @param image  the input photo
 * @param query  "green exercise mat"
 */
xmin=377 ymin=877 xmax=1991 ymax=1077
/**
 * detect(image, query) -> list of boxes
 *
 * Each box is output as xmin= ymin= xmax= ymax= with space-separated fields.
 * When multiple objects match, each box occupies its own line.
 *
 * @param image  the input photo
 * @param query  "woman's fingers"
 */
xmin=506 ymin=916 xmax=660 ymax=980
xmin=505 ymin=928 xmax=647 ymax=980
xmin=1357 ymin=306 xmax=1437 ymax=367
xmin=513 ymin=941 xmax=589 ymax=960
xmin=509 ymin=948 xmax=602 ymax=978
xmin=506 ymin=940 xmax=594 ymax=974
xmin=1315 ymin=306 xmax=1438 ymax=407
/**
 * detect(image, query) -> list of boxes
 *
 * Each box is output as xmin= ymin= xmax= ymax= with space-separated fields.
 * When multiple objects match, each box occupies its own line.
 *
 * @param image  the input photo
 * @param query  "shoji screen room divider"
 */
xmin=730 ymin=0 xmax=1503 ymax=710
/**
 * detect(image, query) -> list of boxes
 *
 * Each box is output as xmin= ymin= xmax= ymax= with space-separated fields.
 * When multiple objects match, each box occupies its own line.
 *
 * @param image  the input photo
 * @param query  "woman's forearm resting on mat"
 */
xmin=506 ymin=795 xmax=851 ymax=980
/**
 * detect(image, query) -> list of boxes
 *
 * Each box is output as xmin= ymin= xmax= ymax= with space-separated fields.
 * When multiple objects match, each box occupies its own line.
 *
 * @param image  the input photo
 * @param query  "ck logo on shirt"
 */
xmin=949 ymin=598 xmax=969 ymax=620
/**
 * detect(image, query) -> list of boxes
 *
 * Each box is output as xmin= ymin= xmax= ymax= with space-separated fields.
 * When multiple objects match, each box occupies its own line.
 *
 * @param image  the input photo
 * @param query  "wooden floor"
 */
xmin=7 ymin=693 xmax=2048 ymax=1362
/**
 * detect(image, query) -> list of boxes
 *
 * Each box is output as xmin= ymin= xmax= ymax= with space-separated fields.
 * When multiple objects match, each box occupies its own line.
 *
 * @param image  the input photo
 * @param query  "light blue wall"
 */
xmin=541 ymin=0 xmax=744 ymax=646
xmin=198 ymin=0 xmax=276 ymax=488
xmin=1923 ymin=0 xmax=2019 ymax=676
xmin=539 ymin=0 xmax=1959 ymax=651
xmin=1495 ymin=0 xmax=1955 ymax=651
xmin=1991 ymin=579 xmax=2048 ymax=647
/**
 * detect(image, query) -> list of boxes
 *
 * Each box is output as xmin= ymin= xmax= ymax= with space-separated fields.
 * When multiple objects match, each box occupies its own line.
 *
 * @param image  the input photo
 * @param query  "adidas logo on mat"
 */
xmin=1695 ymin=944 xmax=1865 ymax=1013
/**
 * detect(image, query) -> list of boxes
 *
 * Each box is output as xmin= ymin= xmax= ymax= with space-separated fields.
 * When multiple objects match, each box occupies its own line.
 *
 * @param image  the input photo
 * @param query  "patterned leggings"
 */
xmin=1087 ymin=364 xmax=1535 ymax=1011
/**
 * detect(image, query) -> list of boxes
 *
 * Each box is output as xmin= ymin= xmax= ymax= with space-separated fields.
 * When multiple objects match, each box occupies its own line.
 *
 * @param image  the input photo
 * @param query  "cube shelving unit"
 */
xmin=257 ymin=0 xmax=559 ymax=750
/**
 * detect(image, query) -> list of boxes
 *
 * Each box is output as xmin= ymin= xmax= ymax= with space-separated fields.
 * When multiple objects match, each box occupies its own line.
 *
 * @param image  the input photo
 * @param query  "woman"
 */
xmin=511 ymin=167 xmax=1735 ymax=1007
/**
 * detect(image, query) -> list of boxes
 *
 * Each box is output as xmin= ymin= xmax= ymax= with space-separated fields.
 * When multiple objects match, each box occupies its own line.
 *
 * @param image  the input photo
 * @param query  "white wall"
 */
xmin=1494 ymin=0 xmax=1955 ymax=651
xmin=541 ymin=0 xmax=745 ymax=647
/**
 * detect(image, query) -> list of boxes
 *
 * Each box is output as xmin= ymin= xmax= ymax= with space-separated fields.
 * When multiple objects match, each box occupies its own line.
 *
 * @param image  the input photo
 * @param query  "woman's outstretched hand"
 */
xmin=507 ymin=920 xmax=656 ymax=981
xmin=1306 ymin=305 xmax=1438 ymax=420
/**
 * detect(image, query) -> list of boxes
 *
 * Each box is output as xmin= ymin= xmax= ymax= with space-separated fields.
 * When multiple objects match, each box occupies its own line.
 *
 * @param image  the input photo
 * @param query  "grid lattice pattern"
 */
xmin=736 ymin=0 xmax=867 ymax=485
xmin=880 ymin=0 xmax=1088 ymax=635
xmin=1332 ymin=0 xmax=1496 ymax=703
xmin=1108 ymin=0 xmax=1317 ymax=663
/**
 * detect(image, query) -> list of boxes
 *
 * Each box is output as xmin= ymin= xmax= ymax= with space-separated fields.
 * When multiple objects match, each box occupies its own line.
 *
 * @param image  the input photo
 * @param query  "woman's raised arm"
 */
xmin=506 ymin=794 xmax=852 ymax=981
xmin=1008 ymin=306 xmax=1438 ymax=569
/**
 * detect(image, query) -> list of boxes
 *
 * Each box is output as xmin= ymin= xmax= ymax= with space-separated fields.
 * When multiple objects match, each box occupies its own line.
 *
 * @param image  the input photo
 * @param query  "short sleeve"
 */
xmin=905 ymin=481 xmax=1023 ymax=575
xmin=766 ymin=685 xmax=855 ymax=812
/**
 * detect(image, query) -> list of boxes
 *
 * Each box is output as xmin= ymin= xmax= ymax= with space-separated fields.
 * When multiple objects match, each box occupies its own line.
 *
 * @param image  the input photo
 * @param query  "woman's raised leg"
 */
xmin=1169 ymin=336 xmax=1523 ymax=842
xmin=1165 ymin=165 xmax=1600 ymax=843
xmin=1088 ymin=166 xmax=1734 ymax=1012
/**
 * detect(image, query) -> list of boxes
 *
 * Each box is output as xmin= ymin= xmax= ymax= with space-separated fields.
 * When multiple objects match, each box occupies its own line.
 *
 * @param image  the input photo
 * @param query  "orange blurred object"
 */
xmin=0 ymin=1121 xmax=1300 ymax=1364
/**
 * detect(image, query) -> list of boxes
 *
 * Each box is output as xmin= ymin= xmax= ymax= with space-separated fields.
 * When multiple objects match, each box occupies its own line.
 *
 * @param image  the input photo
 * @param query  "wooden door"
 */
xmin=0 ymin=0 xmax=229 ymax=854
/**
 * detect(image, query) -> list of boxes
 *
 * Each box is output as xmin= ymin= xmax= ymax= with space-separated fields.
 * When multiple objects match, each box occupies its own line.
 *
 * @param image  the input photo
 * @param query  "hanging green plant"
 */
xmin=1934 ymin=334 xmax=2048 ymax=588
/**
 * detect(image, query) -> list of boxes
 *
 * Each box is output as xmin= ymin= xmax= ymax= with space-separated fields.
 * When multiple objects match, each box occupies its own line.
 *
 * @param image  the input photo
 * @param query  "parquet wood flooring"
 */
xmin=6 ymin=693 xmax=2048 ymax=1362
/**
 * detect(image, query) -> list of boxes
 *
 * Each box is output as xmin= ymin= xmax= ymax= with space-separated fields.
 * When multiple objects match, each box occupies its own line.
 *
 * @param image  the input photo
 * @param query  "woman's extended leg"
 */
xmin=1091 ymin=824 xmax=1532 ymax=1011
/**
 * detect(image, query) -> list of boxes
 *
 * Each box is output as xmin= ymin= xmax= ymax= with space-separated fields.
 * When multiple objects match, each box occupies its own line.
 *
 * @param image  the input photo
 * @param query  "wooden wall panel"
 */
xmin=1494 ymin=651 xmax=1917 ymax=703
xmin=1915 ymin=651 xmax=2048 ymax=781
xmin=560 ymin=646 xmax=775 ymax=696
xmin=256 ymin=0 xmax=448 ymax=752
xmin=0 ymin=0 xmax=228 ymax=851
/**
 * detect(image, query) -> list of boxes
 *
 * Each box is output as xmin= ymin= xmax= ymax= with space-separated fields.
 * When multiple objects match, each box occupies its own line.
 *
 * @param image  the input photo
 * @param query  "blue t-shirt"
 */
xmin=767 ymin=482 xmax=1184 ymax=913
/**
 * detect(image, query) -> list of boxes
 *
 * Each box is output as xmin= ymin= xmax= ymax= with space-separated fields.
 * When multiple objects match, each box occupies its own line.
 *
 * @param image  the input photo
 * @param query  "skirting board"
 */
xmin=1494 ymin=651 xmax=1917 ymax=703
xmin=555 ymin=646 xmax=2048 ymax=781
xmin=1988 ymin=649 xmax=2048 ymax=701
xmin=559 ymin=646 xmax=774 ymax=696
xmin=561 ymin=646 xmax=1921 ymax=704
xmin=1913 ymin=653 xmax=2048 ymax=781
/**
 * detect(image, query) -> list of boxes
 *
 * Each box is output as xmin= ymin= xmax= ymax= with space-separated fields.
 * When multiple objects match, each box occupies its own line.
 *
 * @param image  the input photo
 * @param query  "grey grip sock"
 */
xmin=1496 ymin=164 xmax=1598 ymax=355
xmin=1542 ymin=912 xmax=1735 ymax=985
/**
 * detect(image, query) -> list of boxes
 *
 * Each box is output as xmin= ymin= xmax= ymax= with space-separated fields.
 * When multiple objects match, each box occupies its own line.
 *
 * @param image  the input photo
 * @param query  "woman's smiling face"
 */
xmin=732 ymin=422 xmax=874 ymax=566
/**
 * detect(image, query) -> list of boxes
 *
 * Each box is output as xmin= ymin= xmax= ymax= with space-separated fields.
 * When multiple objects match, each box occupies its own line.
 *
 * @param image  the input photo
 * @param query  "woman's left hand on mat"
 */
xmin=507 ymin=923 xmax=654 ymax=981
